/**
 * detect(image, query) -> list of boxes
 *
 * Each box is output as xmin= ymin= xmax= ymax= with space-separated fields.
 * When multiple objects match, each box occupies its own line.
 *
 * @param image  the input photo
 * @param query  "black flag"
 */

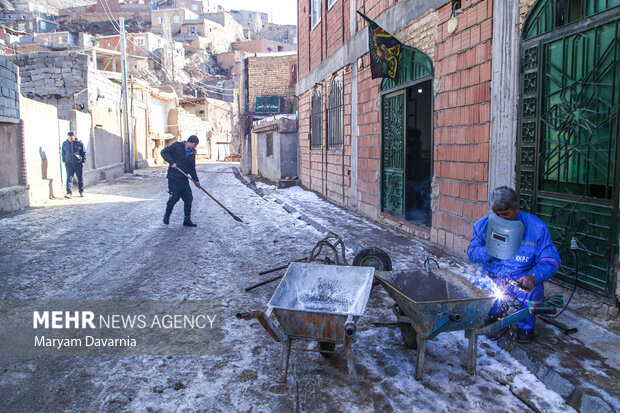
xmin=357 ymin=11 xmax=402 ymax=79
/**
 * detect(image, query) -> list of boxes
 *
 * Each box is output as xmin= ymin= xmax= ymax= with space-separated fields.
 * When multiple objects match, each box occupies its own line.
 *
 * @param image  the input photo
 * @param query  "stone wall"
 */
xmin=0 ymin=56 xmax=27 ymax=216
xmin=0 ymin=56 xmax=20 ymax=122
xmin=11 ymin=51 xmax=89 ymax=120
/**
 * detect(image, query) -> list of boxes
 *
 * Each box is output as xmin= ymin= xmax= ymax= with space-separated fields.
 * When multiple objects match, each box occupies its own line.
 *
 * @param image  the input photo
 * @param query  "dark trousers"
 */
xmin=165 ymin=179 xmax=193 ymax=217
xmin=65 ymin=163 xmax=84 ymax=194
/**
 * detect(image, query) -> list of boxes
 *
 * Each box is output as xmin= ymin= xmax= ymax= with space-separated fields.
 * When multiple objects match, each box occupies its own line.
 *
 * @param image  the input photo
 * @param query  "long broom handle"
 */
xmin=173 ymin=166 xmax=244 ymax=223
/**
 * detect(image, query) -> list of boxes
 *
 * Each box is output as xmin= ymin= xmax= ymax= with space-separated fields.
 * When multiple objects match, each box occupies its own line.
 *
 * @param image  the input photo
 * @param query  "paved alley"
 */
xmin=0 ymin=163 xmax=578 ymax=412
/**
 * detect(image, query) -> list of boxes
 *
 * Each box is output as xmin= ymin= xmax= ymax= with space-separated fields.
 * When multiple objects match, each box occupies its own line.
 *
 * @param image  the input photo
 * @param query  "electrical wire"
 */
xmin=544 ymin=195 xmax=587 ymax=319
xmin=98 ymin=0 xmax=173 ymax=78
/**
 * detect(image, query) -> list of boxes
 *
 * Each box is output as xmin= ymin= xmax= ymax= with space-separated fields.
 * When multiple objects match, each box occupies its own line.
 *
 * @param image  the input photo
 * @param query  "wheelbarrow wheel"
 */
xmin=396 ymin=307 xmax=417 ymax=349
xmin=318 ymin=341 xmax=336 ymax=358
xmin=352 ymin=248 xmax=393 ymax=271
xmin=353 ymin=248 xmax=392 ymax=287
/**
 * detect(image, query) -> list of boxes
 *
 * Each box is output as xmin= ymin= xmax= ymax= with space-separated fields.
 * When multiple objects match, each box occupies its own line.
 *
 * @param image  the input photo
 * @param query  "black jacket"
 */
xmin=62 ymin=139 xmax=86 ymax=165
xmin=161 ymin=141 xmax=199 ymax=182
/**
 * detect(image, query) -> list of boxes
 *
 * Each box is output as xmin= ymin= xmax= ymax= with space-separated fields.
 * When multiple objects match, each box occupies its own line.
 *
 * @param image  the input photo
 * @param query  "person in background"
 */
xmin=61 ymin=131 xmax=86 ymax=199
xmin=467 ymin=186 xmax=561 ymax=343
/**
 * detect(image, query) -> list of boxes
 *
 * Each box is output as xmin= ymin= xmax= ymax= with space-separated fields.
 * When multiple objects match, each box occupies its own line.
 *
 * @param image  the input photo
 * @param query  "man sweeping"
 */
xmin=161 ymin=135 xmax=201 ymax=227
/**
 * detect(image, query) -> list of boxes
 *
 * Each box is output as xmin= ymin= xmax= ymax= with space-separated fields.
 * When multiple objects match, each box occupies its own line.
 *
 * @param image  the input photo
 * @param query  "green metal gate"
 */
xmin=519 ymin=2 xmax=620 ymax=298
xmin=382 ymin=91 xmax=406 ymax=217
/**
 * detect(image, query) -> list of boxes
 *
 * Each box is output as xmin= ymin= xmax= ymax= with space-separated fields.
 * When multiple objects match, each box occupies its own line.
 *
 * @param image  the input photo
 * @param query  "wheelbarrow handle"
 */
xmin=532 ymin=306 xmax=557 ymax=315
xmin=236 ymin=310 xmax=288 ymax=343
xmin=345 ymin=321 xmax=357 ymax=337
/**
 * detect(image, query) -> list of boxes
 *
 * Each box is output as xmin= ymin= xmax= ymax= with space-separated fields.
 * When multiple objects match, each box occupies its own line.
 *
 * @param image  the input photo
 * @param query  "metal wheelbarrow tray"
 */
xmin=375 ymin=268 xmax=556 ymax=380
xmin=237 ymin=262 xmax=375 ymax=382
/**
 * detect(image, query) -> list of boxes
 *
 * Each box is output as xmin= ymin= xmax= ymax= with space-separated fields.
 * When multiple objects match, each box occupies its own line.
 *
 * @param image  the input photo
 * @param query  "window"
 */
xmin=192 ymin=4 xmax=198 ymax=10
xmin=40 ymin=21 xmax=46 ymax=30
xmin=157 ymin=16 xmax=163 ymax=24
xmin=58 ymin=36 xmax=63 ymax=44
xmin=266 ymin=133 xmax=273 ymax=157
xmin=173 ymin=15 xmax=180 ymax=24
xmin=261 ymin=14 xmax=265 ymax=21
xmin=311 ymin=89 xmax=322 ymax=148
xmin=135 ymin=37 xmax=144 ymax=46
xmin=190 ymin=26 xmax=195 ymax=33
xmin=21 ymin=14 xmax=26 ymax=19
xmin=327 ymin=78 xmax=343 ymax=149
xmin=248 ymin=13 xmax=252 ymax=19
xmin=328 ymin=0 xmax=337 ymax=8
xmin=290 ymin=63 xmax=297 ymax=84
xmin=311 ymin=0 xmax=321 ymax=29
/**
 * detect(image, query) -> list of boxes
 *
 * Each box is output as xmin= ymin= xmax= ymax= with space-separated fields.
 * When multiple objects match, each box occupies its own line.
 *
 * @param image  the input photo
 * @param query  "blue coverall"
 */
xmin=161 ymin=141 xmax=199 ymax=218
xmin=467 ymin=211 xmax=561 ymax=331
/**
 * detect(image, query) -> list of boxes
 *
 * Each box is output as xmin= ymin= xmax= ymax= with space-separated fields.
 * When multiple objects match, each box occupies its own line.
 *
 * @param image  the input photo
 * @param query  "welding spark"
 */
xmin=492 ymin=285 xmax=506 ymax=301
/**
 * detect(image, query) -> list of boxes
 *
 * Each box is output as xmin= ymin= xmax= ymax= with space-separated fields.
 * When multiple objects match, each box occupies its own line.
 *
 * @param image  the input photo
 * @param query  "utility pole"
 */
xmin=120 ymin=17 xmax=133 ymax=172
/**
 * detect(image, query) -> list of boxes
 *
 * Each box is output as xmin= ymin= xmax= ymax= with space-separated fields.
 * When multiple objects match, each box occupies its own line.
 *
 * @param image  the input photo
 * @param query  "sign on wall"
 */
xmin=255 ymin=96 xmax=280 ymax=113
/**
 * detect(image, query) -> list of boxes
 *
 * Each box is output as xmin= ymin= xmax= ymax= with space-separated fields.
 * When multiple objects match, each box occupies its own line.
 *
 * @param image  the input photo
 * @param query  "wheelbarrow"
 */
xmin=237 ymin=262 xmax=375 ymax=382
xmin=375 ymin=267 xmax=556 ymax=380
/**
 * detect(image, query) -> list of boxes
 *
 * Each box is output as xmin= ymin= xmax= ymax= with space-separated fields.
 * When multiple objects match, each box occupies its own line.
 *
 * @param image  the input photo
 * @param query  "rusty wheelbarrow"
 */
xmin=375 ymin=267 xmax=556 ymax=380
xmin=237 ymin=262 xmax=375 ymax=382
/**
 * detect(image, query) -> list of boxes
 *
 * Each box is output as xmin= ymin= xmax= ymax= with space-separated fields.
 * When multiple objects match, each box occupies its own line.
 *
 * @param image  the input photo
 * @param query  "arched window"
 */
xmin=311 ymin=89 xmax=322 ymax=148
xmin=327 ymin=77 xmax=343 ymax=149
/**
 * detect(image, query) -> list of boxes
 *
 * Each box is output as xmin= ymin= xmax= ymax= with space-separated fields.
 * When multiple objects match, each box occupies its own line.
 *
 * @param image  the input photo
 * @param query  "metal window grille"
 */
xmin=328 ymin=78 xmax=343 ymax=149
xmin=311 ymin=90 xmax=322 ymax=149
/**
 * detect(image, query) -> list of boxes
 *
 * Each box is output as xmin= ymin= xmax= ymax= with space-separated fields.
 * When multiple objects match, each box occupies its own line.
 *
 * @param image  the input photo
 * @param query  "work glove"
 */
xmin=518 ymin=274 xmax=536 ymax=292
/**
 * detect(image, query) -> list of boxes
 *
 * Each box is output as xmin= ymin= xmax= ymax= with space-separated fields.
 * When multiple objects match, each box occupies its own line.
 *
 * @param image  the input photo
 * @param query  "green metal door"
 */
xmin=382 ymin=91 xmax=406 ymax=218
xmin=519 ymin=3 xmax=620 ymax=298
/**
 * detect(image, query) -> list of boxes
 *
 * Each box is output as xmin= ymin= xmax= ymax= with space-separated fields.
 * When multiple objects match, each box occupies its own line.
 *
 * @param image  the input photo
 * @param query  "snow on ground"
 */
xmin=0 ymin=163 xmax=575 ymax=412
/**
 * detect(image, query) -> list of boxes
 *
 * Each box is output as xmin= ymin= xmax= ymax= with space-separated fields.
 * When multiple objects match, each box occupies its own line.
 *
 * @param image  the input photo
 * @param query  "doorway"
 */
xmin=405 ymin=80 xmax=432 ymax=226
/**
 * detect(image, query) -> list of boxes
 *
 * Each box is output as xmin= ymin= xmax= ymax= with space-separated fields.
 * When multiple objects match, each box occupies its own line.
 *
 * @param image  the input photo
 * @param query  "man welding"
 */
xmin=467 ymin=186 xmax=561 ymax=343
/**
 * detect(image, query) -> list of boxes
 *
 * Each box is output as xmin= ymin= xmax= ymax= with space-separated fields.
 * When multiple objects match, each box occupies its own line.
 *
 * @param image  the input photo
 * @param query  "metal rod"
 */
xmin=258 ymin=258 xmax=307 ymax=276
xmin=245 ymin=273 xmax=285 ymax=291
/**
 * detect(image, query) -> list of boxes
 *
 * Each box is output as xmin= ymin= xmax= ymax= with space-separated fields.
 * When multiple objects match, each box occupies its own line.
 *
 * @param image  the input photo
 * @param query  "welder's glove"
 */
xmin=519 ymin=274 xmax=536 ymax=292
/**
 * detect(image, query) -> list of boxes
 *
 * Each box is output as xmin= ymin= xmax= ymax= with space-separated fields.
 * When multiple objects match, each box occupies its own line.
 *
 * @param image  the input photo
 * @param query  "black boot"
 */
xmin=163 ymin=211 xmax=171 ymax=225
xmin=183 ymin=216 xmax=197 ymax=227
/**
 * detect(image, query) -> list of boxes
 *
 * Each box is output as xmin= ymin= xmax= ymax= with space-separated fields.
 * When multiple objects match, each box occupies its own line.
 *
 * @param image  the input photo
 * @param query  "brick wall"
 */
xmin=297 ymin=0 xmax=310 ymax=78
xmin=247 ymin=54 xmax=297 ymax=113
xmin=355 ymin=56 xmax=382 ymax=218
xmin=0 ymin=56 xmax=20 ymax=121
xmin=298 ymin=65 xmax=354 ymax=208
xmin=299 ymin=0 xmax=353 ymax=76
xmin=431 ymin=0 xmax=493 ymax=255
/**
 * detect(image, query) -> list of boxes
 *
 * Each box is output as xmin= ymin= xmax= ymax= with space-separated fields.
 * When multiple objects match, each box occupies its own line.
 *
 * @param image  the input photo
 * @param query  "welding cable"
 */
xmin=544 ymin=248 xmax=579 ymax=319
xmin=544 ymin=195 xmax=586 ymax=319
xmin=543 ymin=294 xmax=564 ymax=308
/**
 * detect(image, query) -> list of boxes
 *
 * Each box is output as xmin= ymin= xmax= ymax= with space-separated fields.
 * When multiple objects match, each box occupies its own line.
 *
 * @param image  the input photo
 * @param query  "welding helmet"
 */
xmin=486 ymin=212 xmax=524 ymax=259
